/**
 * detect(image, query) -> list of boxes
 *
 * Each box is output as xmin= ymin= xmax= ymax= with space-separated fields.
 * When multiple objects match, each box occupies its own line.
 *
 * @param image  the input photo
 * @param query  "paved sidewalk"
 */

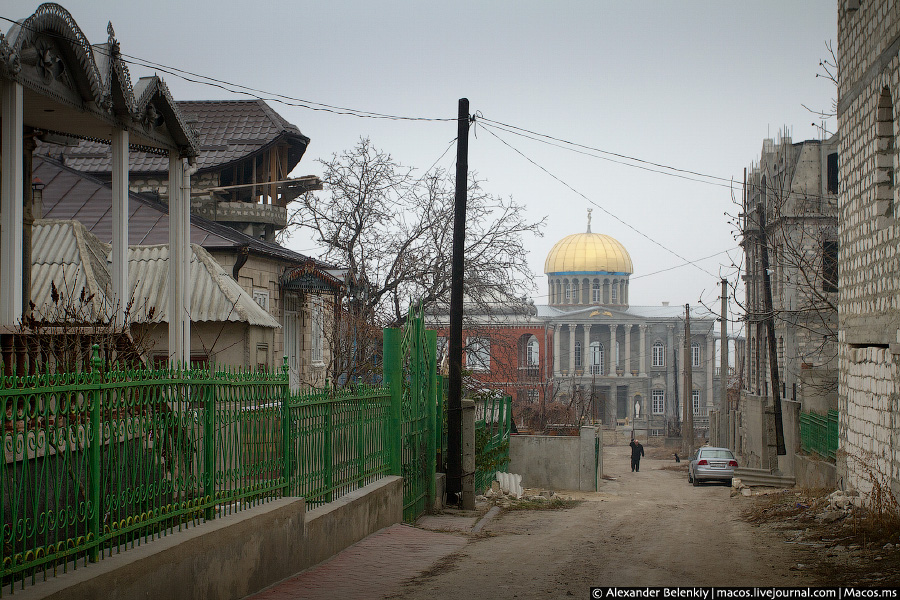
xmin=247 ymin=524 xmax=468 ymax=600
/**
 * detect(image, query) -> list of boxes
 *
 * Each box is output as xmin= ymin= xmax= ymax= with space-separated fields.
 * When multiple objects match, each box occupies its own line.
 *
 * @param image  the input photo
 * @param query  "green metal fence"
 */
xmin=382 ymin=304 xmax=438 ymax=523
xmin=3 ymin=304 xmax=443 ymax=592
xmin=285 ymin=384 xmax=391 ymax=506
xmin=1 ymin=348 xmax=400 ymax=594
xmin=799 ymin=409 xmax=838 ymax=461
xmin=474 ymin=395 xmax=512 ymax=494
xmin=1 ymin=350 xmax=288 ymax=593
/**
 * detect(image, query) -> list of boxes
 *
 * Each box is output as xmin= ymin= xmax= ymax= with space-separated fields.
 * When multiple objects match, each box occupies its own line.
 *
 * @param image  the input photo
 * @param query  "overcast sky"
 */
xmin=4 ymin=1 xmax=838 ymax=315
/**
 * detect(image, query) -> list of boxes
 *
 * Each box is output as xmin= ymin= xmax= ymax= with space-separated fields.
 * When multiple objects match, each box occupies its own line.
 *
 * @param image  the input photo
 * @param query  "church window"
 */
xmin=652 ymin=341 xmax=665 ymax=367
xmin=565 ymin=282 xmax=572 ymax=300
xmin=592 ymin=281 xmax=601 ymax=303
xmin=574 ymin=341 xmax=582 ymax=368
xmin=691 ymin=341 xmax=701 ymax=367
xmin=692 ymin=390 xmax=701 ymax=414
xmin=652 ymin=390 xmax=664 ymax=415
xmin=466 ymin=337 xmax=490 ymax=372
xmin=526 ymin=336 xmax=539 ymax=366
xmin=611 ymin=283 xmax=618 ymax=304
xmin=590 ymin=342 xmax=603 ymax=374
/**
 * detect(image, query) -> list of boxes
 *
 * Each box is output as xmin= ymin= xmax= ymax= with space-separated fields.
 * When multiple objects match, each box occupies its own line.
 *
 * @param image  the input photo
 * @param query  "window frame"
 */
xmin=651 ymin=389 xmax=665 ymax=415
xmin=652 ymin=341 xmax=665 ymax=367
xmin=466 ymin=336 xmax=491 ymax=372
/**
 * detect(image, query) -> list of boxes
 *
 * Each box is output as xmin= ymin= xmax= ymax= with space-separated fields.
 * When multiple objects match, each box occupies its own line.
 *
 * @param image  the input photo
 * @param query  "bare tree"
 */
xmin=282 ymin=138 xmax=544 ymax=325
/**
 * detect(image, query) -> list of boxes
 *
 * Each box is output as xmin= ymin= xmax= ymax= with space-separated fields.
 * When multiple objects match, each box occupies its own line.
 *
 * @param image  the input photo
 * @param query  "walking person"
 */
xmin=630 ymin=438 xmax=644 ymax=472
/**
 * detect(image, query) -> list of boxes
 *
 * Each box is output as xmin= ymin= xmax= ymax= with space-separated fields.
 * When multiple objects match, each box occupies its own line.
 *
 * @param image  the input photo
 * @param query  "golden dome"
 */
xmin=544 ymin=232 xmax=633 ymax=275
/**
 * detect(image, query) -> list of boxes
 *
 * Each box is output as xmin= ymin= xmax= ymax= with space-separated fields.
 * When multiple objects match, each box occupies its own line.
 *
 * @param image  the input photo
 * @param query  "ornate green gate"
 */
xmin=383 ymin=304 xmax=437 ymax=522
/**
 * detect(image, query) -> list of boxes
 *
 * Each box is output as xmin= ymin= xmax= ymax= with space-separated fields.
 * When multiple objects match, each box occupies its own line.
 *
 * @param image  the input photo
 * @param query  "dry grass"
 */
xmin=659 ymin=464 xmax=688 ymax=473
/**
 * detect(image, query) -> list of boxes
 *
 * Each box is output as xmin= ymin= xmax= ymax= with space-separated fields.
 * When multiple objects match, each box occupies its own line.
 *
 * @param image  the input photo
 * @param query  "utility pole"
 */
xmin=720 ymin=278 xmax=728 ymax=449
xmin=447 ymin=98 xmax=470 ymax=501
xmin=757 ymin=202 xmax=786 ymax=456
xmin=683 ymin=304 xmax=694 ymax=457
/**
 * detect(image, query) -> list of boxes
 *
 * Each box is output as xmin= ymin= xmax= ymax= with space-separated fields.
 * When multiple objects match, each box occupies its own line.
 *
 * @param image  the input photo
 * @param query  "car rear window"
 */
xmin=700 ymin=450 xmax=734 ymax=460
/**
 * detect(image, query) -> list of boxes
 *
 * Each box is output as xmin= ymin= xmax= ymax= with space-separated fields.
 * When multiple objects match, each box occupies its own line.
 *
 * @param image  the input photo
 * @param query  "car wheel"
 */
xmin=692 ymin=472 xmax=699 ymax=487
xmin=688 ymin=470 xmax=693 ymax=484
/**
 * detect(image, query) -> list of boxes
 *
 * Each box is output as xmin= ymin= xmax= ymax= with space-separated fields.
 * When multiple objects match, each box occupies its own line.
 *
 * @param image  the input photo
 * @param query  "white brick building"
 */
xmin=837 ymin=0 xmax=900 ymax=500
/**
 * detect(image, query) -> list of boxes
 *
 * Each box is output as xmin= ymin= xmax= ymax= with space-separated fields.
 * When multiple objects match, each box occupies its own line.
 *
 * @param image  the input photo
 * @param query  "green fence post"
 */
xmin=425 ymin=329 xmax=437 ymax=512
xmin=324 ymin=399 xmax=333 ymax=502
xmin=383 ymin=328 xmax=402 ymax=477
xmin=203 ymin=372 xmax=216 ymax=520
xmin=281 ymin=357 xmax=292 ymax=496
xmin=436 ymin=375 xmax=445 ymax=473
xmin=89 ymin=344 xmax=103 ymax=562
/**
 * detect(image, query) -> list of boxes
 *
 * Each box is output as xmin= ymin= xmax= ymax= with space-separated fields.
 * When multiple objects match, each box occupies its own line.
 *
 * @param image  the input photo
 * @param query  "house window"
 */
xmin=466 ymin=337 xmax=490 ymax=372
xmin=256 ymin=343 xmax=268 ymax=371
xmin=526 ymin=336 xmax=539 ymax=366
xmin=252 ymin=289 xmax=269 ymax=311
xmin=822 ymin=240 xmax=838 ymax=293
xmin=310 ymin=295 xmax=324 ymax=364
xmin=652 ymin=341 xmax=665 ymax=367
xmin=590 ymin=342 xmax=603 ymax=374
xmin=692 ymin=390 xmax=701 ymax=414
xmin=574 ymin=341 xmax=582 ymax=368
xmin=652 ymin=390 xmax=664 ymax=415
xmin=592 ymin=282 xmax=601 ymax=303
xmin=827 ymin=152 xmax=838 ymax=195
xmin=691 ymin=341 xmax=701 ymax=367
xmin=527 ymin=389 xmax=539 ymax=404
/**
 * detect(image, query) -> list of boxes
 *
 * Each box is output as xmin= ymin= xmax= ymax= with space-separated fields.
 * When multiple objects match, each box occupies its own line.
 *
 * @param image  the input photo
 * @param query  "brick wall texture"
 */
xmin=837 ymin=0 xmax=900 ymax=499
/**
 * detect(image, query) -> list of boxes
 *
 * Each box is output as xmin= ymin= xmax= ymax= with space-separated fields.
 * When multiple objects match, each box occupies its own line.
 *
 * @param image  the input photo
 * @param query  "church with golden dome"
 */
xmin=429 ymin=210 xmax=725 ymax=437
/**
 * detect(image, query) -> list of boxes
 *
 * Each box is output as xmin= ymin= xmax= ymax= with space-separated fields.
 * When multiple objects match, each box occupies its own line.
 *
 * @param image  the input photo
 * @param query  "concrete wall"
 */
xmin=16 ymin=477 xmax=403 ymax=600
xmin=509 ymin=426 xmax=600 ymax=491
xmin=794 ymin=454 xmax=837 ymax=491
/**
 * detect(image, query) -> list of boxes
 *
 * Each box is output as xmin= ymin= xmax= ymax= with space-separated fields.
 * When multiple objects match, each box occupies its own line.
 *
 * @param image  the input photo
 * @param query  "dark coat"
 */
xmin=630 ymin=440 xmax=644 ymax=461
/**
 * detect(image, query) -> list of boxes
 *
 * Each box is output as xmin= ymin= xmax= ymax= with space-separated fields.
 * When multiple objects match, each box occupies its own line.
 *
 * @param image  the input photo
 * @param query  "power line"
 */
xmin=479 ymin=123 xmax=719 ymax=279
xmin=0 ymin=14 xmax=455 ymax=123
xmin=477 ymin=117 xmax=738 ymax=190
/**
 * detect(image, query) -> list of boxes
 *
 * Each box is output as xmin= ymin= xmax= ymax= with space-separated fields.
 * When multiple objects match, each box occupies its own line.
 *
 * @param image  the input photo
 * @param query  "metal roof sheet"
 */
xmin=33 ymin=155 xmax=331 ymax=267
xmin=40 ymin=99 xmax=309 ymax=174
xmin=31 ymin=220 xmax=280 ymax=328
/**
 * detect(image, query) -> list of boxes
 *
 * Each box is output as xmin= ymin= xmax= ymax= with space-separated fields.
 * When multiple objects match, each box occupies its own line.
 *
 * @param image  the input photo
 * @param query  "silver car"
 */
xmin=688 ymin=446 xmax=738 ymax=486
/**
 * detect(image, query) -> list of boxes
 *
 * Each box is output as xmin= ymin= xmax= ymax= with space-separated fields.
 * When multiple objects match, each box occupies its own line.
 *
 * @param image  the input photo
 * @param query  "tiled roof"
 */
xmin=40 ymin=99 xmax=310 ymax=174
xmin=31 ymin=220 xmax=280 ymax=328
xmin=33 ymin=155 xmax=332 ymax=269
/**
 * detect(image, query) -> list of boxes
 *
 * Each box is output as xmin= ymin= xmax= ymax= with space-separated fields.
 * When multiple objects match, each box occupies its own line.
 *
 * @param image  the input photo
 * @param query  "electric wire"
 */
xmin=478 ymin=122 xmax=719 ymax=279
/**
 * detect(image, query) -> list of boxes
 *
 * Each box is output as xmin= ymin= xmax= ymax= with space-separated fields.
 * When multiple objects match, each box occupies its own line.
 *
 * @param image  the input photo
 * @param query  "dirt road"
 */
xmin=394 ymin=443 xmax=811 ymax=597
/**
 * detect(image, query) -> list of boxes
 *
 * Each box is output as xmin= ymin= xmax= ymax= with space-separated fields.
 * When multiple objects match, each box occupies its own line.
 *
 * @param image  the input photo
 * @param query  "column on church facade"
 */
xmin=568 ymin=324 xmax=576 ymax=374
xmin=624 ymin=324 xmax=632 ymax=376
xmin=608 ymin=324 xmax=616 ymax=376
xmin=584 ymin=323 xmax=591 ymax=375
xmin=639 ymin=324 xmax=647 ymax=376
xmin=553 ymin=324 xmax=560 ymax=376
xmin=666 ymin=325 xmax=675 ymax=417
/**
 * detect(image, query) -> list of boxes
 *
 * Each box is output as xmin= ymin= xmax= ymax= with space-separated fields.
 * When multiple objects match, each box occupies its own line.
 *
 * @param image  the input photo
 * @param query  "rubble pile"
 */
xmin=477 ymin=483 xmax=574 ymax=509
